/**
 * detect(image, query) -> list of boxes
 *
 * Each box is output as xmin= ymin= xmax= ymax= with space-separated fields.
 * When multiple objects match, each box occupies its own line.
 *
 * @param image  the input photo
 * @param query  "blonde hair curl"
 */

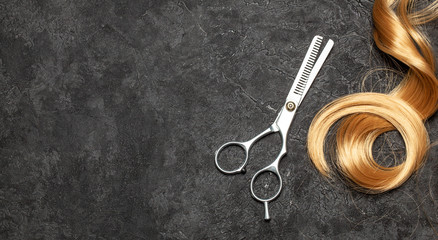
xmin=307 ymin=0 xmax=438 ymax=193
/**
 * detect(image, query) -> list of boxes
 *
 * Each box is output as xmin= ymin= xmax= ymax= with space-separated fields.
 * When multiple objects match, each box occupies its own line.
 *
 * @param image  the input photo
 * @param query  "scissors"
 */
xmin=215 ymin=35 xmax=334 ymax=220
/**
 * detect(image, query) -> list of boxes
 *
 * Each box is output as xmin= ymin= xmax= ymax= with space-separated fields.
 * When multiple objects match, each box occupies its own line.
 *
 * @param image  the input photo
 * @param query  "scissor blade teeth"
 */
xmin=287 ymin=35 xmax=333 ymax=102
xmin=291 ymin=35 xmax=325 ymax=96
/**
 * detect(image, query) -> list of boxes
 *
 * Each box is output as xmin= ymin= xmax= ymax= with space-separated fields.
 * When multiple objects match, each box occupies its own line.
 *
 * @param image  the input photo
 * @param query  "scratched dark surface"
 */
xmin=1 ymin=0 xmax=438 ymax=239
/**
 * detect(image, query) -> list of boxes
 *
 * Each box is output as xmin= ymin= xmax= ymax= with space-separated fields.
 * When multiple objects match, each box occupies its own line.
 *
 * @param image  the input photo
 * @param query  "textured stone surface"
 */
xmin=1 ymin=0 xmax=438 ymax=239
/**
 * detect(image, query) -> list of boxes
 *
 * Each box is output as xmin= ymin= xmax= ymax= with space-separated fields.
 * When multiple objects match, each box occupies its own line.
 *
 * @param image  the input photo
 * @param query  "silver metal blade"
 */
xmin=299 ymin=39 xmax=334 ymax=105
xmin=273 ymin=36 xmax=334 ymax=138
xmin=285 ymin=36 xmax=334 ymax=107
xmin=286 ymin=36 xmax=323 ymax=103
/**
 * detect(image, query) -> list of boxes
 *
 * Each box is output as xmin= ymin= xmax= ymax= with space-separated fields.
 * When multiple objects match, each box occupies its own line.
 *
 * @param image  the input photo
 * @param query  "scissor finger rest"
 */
xmin=215 ymin=141 xmax=250 ymax=174
xmin=250 ymin=165 xmax=283 ymax=221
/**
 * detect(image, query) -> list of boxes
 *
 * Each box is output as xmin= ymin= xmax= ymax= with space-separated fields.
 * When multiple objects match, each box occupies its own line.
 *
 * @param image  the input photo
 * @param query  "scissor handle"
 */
xmin=215 ymin=127 xmax=277 ymax=174
xmin=214 ymin=141 xmax=250 ymax=174
xmin=250 ymin=164 xmax=283 ymax=221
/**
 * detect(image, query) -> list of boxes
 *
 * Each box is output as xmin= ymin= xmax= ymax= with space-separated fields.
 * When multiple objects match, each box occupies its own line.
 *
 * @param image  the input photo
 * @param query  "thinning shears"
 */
xmin=215 ymin=35 xmax=334 ymax=220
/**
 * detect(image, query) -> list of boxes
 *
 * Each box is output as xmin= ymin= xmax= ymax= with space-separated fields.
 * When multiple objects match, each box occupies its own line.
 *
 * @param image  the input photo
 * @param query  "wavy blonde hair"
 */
xmin=307 ymin=0 xmax=438 ymax=193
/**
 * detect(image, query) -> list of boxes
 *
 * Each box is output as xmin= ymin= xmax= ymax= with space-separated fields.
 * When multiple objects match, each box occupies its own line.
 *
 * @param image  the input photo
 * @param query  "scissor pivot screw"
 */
xmin=286 ymin=101 xmax=296 ymax=111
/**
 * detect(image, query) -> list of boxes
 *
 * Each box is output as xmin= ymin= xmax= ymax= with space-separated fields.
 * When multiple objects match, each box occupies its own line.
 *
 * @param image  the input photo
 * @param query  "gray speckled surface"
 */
xmin=1 ymin=0 xmax=438 ymax=239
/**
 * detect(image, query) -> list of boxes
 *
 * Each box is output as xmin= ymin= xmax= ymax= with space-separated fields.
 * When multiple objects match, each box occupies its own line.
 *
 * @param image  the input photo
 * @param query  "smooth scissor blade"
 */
xmin=286 ymin=36 xmax=334 ymax=106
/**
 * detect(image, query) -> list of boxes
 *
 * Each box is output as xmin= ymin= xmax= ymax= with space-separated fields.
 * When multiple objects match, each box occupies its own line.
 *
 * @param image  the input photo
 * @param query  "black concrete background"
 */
xmin=1 ymin=0 xmax=438 ymax=239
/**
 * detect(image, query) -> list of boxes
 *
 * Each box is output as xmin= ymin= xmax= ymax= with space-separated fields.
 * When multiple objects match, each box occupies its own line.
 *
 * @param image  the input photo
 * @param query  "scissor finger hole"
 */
xmin=216 ymin=143 xmax=247 ymax=172
xmin=252 ymin=171 xmax=281 ymax=200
